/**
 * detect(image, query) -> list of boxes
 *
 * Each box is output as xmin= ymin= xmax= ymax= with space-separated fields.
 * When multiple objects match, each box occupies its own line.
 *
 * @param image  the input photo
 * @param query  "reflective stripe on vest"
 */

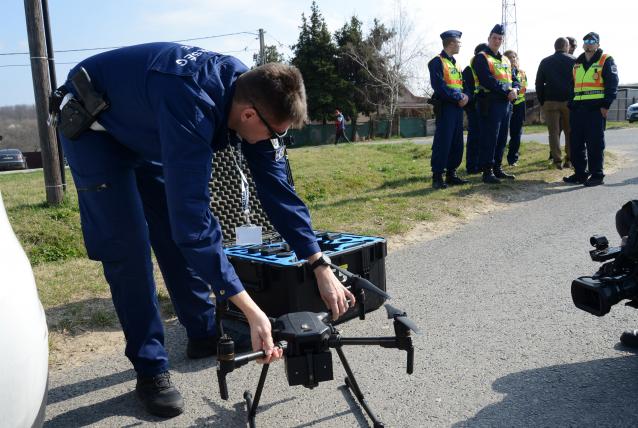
xmin=440 ymin=56 xmax=463 ymax=90
xmin=478 ymin=52 xmax=512 ymax=93
xmin=573 ymin=54 xmax=609 ymax=101
xmin=514 ymin=69 xmax=527 ymax=105
xmin=470 ymin=58 xmax=479 ymax=94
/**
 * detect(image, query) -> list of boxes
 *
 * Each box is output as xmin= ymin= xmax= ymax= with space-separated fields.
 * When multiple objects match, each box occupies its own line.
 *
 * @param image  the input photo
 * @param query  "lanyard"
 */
xmin=228 ymin=132 xmax=251 ymax=225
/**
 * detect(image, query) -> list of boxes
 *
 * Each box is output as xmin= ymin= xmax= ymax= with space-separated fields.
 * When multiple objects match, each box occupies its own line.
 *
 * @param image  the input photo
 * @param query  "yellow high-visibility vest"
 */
xmin=477 ymin=52 xmax=512 ymax=93
xmin=573 ymin=54 xmax=609 ymax=101
xmin=469 ymin=57 xmax=479 ymax=95
xmin=440 ymin=55 xmax=463 ymax=90
xmin=514 ymin=69 xmax=527 ymax=105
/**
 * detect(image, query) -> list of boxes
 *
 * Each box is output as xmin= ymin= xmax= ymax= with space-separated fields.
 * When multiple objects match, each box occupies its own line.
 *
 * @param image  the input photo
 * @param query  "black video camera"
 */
xmin=571 ymin=234 xmax=638 ymax=316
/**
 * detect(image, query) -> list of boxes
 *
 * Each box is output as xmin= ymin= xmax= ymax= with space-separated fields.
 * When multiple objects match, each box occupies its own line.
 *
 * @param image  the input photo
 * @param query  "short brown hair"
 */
xmin=442 ymin=37 xmax=457 ymax=48
xmin=234 ymin=63 xmax=307 ymax=127
xmin=503 ymin=50 xmax=517 ymax=61
xmin=554 ymin=37 xmax=569 ymax=51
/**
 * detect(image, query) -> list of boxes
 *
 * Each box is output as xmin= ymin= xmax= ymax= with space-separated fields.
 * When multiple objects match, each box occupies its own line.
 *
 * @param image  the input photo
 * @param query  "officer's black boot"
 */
xmin=620 ymin=330 xmax=638 ymax=348
xmin=493 ymin=166 xmax=516 ymax=180
xmin=136 ymin=371 xmax=184 ymax=418
xmin=482 ymin=167 xmax=501 ymax=184
xmin=445 ymin=170 xmax=469 ymax=186
xmin=432 ymin=172 xmax=447 ymax=189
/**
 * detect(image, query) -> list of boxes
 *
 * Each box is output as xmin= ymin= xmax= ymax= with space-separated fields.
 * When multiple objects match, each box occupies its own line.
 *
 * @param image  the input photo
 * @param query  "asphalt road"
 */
xmin=44 ymin=128 xmax=638 ymax=427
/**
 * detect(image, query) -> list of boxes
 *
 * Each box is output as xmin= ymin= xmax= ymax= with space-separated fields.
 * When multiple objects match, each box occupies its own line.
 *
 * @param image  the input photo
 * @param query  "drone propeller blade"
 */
xmin=384 ymin=304 xmax=421 ymax=334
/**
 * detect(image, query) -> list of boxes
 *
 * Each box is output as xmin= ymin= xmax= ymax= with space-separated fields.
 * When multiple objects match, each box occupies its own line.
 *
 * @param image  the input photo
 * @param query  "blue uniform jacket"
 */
xmin=66 ymin=42 xmax=320 ymax=300
xmin=569 ymin=48 xmax=619 ymax=110
xmin=428 ymin=51 xmax=464 ymax=104
xmin=473 ymin=46 xmax=520 ymax=99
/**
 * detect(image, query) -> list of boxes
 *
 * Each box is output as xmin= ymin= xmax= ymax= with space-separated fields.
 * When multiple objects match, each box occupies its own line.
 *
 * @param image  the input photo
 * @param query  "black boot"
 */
xmin=446 ymin=170 xmax=469 ymax=186
xmin=136 ymin=371 xmax=184 ymax=418
xmin=432 ymin=172 xmax=447 ymax=189
xmin=493 ymin=166 xmax=515 ymax=180
xmin=482 ymin=167 xmax=501 ymax=184
xmin=620 ymin=330 xmax=638 ymax=348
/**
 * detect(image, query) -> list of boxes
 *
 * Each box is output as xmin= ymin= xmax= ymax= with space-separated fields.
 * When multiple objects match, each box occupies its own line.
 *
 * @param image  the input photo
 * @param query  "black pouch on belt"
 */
xmin=58 ymin=67 xmax=109 ymax=140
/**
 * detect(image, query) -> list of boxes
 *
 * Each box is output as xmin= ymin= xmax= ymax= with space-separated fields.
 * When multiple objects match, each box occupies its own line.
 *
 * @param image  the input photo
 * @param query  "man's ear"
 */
xmin=239 ymin=106 xmax=257 ymax=122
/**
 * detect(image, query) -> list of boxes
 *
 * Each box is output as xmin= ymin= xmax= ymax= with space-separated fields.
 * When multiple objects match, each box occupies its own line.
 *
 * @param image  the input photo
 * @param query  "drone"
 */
xmin=215 ymin=263 xmax=420 ymax=428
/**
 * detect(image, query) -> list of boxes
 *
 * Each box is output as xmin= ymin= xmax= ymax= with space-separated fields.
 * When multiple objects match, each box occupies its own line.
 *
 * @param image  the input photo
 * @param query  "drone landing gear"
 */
xmin=244 ymin=364 xmax=270 ymax=428
xmin=336 ymin=347 xmax=385 ymax=428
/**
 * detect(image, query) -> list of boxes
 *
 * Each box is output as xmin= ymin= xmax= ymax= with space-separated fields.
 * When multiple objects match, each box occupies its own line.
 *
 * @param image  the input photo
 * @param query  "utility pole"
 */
xmin=23 ymin=0 xmax=63 ymax=205
xmin=41 ymin=0 xmax=65 ymax=192
xmin=501 ymin=0 xmax=519 ymax=53
xmin=258 ymin=28 xmax=265 ymax=65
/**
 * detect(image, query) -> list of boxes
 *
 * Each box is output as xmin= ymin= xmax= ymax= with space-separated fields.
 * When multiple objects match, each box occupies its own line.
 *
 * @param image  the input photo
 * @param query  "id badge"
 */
xmin=270 ymin=138 xmax=285 ymax=161
xmin=235 ymin=225 xmax=262 ymax=245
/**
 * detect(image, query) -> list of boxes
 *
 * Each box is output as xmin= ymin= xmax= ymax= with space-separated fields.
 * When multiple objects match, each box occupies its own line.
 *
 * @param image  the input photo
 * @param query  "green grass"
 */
xmin=0 ymin=141 xmax=618 ymax=338
xmin=288 ymin=141 xmax=572 ymax=236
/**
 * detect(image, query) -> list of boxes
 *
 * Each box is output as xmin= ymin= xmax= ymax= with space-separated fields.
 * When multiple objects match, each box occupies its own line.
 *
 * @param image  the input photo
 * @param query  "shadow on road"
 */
xmin=453 ymin=354 xmax=638 ymax=427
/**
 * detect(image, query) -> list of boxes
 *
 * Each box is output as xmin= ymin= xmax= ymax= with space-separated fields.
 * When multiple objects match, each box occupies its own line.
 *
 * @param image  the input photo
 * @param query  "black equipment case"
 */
xmin=209 ymin=142 xmax=387 ymax=323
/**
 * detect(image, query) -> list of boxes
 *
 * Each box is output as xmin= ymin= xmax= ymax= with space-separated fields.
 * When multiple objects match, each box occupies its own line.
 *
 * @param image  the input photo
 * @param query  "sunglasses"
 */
xmin=583 ymin=39 xmax=598 ymax=45
xmin=251 ymin=103 xmax=289 ymax=139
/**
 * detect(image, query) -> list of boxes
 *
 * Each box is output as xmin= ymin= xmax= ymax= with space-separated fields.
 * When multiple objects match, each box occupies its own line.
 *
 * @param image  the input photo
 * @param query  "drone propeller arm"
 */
xmin=332 ymin=335 xmax=414 ymax=375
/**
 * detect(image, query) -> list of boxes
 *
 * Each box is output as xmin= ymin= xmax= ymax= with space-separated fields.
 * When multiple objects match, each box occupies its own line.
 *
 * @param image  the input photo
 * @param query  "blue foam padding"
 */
xmin=224 ymin=232 xmax=384 ymax=267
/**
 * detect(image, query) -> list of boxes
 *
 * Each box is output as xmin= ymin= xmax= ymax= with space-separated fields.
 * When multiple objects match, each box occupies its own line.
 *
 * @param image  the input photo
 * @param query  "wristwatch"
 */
xmin=309 ymin=254 xmax=331 ymax=271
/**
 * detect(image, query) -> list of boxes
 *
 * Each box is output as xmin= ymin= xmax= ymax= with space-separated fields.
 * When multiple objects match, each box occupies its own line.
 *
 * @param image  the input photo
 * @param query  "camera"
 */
xmin=571 ymin=234 xmax=638 ymax=316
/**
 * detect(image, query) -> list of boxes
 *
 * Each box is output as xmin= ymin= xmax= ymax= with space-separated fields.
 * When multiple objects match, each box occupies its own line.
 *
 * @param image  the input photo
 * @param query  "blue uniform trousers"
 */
xmin=465 ymin=106 xmax=480 ymax=173
xmin=61 ymin=130 xmax=217 ymax=377
xmin=431 ymin=102 xmax=464 ymax=174
xmin=569 ymin=107 xmax=606 ymax=178
xmin=478 ymin=100 xmax=512 ymax=169
xmin=507 ymin=102 xmax=525 ymax=165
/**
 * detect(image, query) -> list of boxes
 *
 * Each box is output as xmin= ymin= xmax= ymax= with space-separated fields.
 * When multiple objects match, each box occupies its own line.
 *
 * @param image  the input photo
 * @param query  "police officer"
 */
xmin=503 ymin=50 xmax=527 ymax=166
xmin=56 ymin=43 xmax=355 ymax=417
xmin=563 ymin=32 xmax=618 ymax=186
xmin=428 ymin=30 xmax=469 ymax=189
xmin=463 ymin=43 xmax=488 ymax=175
xmin=473 ymin=24 xmax=520 ymax=184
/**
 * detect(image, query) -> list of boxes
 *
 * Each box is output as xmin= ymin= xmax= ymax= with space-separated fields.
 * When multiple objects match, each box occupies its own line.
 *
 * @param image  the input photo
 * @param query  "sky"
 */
xmin=1 ymin=0 xmax=637 ymax=107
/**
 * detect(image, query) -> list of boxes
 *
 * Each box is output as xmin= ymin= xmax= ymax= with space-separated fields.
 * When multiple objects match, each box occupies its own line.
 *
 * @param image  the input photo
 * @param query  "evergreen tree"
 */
xmin=290 ymin=2 xmax=346 ymax=122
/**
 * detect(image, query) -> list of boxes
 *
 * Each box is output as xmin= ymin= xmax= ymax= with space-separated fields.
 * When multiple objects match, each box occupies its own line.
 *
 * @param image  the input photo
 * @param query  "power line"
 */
xmin=0 ymin=47 xmax=259 ymax=68
xmin=0 ymin=31 xmax=259 ymax=56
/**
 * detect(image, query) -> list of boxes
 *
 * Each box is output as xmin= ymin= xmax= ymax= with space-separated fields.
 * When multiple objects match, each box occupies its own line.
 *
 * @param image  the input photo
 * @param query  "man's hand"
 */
xmin=507 ymin=89 xmax=518 ymax=102
xmin=246 ymin=309 xmax=283 ymax=364
xmin=229 ymin=290 xmax=283 ymax=364
xmin=458 ymin=94 xmax=469 ymax=108
xmin=314 ymin=265 xmax=356 ymax=320
xmin=600 ymin=107 xmax=609 ymax=119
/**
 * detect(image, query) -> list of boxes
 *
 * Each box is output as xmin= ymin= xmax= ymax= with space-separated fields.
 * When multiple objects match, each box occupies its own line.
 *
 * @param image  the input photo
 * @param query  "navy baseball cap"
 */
xmin=583 ymin=32 xmax=600 ymax=44
xmin=440 ymin=30 xmax=462 ymax=40
xmin=490 ymin=24 xmax=505 ymax=35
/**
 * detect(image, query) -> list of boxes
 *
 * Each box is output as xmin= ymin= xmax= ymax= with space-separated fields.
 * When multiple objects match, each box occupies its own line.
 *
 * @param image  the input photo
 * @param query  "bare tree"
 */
xmin=342 ymin=0 xmax=427 ymax=137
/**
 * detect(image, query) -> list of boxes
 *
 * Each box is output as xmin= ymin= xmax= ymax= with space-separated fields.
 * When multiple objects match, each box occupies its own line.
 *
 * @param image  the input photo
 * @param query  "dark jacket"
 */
xmin=569 ymin=48 xmax=619 ymax=110
xmin=535 ymin=51 xmax=575 ymax=105
xmin=473 ymin=46 xmax=520 ymax=100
